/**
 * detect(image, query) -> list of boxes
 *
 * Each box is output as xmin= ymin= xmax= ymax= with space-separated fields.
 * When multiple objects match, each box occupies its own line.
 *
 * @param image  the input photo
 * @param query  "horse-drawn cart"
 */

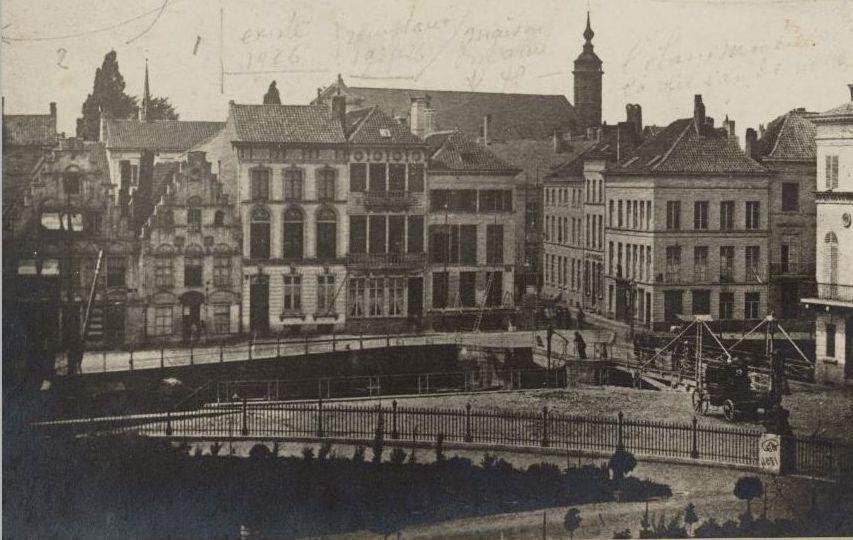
xmin=691 ymin=360 xmax=776 ymax=421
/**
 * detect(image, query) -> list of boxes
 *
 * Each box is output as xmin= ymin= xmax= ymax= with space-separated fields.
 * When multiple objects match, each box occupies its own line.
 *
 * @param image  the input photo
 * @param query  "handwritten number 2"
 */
xmin=56 ymin=48 xmax=68 ymax=70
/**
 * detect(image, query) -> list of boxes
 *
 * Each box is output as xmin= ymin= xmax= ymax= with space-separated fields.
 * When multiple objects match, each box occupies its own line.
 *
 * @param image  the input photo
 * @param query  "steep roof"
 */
xmin=316 ymin=82 xmax=580 ymax=141
xmin=345 ymin=106 xmax=424 ymax=145
xmin=425 ymin=130 xmax=520 ymax=175
xmin=613 ymin=118 xmax=768 ymax=175
xmin=815 ymin=100 xmax=853 ymax=122
xmin=228 ymin=103 xmax=346 ymax=144
xmin=490 ymin=139 xmax=598 ymax=181
xmin=757 ymin=109 xmax=818 ymax=161
xmin=103 ymin=119 xmax=224 ymax=151
xmin=2 ymin=114 xmax=58 ymax=146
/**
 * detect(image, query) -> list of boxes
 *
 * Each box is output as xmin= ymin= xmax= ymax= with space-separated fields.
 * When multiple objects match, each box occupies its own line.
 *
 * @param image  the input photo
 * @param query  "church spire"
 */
xmin=583 ymin=11 xmax=594 ymax=44
xmin=141 ymin=59 xmax=151 ymax=122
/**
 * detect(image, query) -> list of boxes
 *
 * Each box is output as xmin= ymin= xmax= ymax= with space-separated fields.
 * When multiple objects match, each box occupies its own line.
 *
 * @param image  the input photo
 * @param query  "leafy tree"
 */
xmin=77 ymin=51 xmax=138 ymax=140
xmin=145 ymin=96 xmax=179 ymax=120
xmin=684 ymin=502 xmax=699 ymax=535
xmin=301 ymin=446 xmax=315 ymax=462
xmin=317 ymin=441 xmax=333 ymax=461
xmin=249 ymin=443 xmax=271 ymax=459
xmin=263 ymin=80 xmax=282 ymax=104
xmin=608 ymin=447 xmax=637 ymax=481
xmin=613 ymin=529 xmax=632 ymax=539
xmin=564 ymin=508 xmax=582 ymax=539
xmin=733 ymin=476 xmax=764 ymax=516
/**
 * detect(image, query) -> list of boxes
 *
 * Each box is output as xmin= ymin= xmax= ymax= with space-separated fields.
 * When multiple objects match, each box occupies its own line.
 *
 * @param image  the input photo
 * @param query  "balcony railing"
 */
xmin=363 ymin=191 xmax=415 ymax=210
xmin=769 ymin=261 xmax=816 ymax=278
xmin=347 ymin=252 xmax=426 ymax=270
xmin=816 ymin=282 xmax=853 ymax=303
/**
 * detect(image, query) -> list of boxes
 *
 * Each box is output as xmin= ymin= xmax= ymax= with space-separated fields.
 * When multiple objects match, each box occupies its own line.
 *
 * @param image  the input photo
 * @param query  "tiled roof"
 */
xmin=316 ymin=82 xmax=580 ymax=141
xmin=228 ymin=103 xmax=346 ymax=144
xmin=490 ymin=139 xmax=598 ymax=181
xmin=103 ymin=119 xmax=224 ymax=151
xmin=815 ymin=101 xmax=853 ymax=121
xmin=346 ymin=106 xmax=424 ymax=145
xmin=757 ymin=109 xmax=818 ymax=161
xmin=425 ymin=130 xmax=520 ymax=174
xmin=2 ymin=114 xmax=58 ymax=146
xmin=613 ymin=118 xmax=768 ymax=175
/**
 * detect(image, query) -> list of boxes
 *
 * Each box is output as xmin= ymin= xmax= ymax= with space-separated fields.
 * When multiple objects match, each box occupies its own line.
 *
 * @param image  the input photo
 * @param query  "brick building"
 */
xmin=802 ymin=84 xmax=853 ymax=384
xmin=137 ymin=151 xmax=242 ymax=344
xmin=751 ymin=109 xmax=819 ymax=319
xmin=604 ymin=95 xmax=772 ymax=329
xmin=423 ymin=130 xmax=522 ymax=330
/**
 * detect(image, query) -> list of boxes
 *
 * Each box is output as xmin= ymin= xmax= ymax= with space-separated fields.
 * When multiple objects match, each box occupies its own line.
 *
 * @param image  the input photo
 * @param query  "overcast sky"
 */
xmin=3 ymin=0 xmax=852 ymax=141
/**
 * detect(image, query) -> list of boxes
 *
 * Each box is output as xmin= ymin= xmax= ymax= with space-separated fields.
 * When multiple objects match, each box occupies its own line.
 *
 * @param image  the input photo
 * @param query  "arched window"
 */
xmin=825 ymin=231 xmax=839 ymax=288
xmin=187 ymin=197 xmax=202 ymax=233
xmin=213 ymin=210 xmax=225 ymax=227
xmin=283 ymin=207 xmax=304 ymax=260
xmin=316 ymin=207 xmax=337 ymax=260
xmin=63 ymin=168 xmax=81 ymax=195
xmin=250 ymin=207 xmax=271 ymax=259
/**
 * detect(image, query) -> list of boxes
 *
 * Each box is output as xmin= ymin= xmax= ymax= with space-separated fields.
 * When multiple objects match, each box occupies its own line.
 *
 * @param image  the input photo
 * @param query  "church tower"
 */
xmin=139 ymin=59 xmax=151 ymax=122
xmin=573 ymin=13 xmax=603 ymax=129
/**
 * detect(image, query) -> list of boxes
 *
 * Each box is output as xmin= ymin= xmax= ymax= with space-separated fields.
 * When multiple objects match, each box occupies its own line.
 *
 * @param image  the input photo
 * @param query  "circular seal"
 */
xmin=372 ymin=151 xmax=383 ymax=162
xmin=392 ymin=151 xmax=403 ymax=161
xmin=353 ymin=150 xmax=364 ymax=162
xmin=843 ymin=213 xmax=852 ymax=228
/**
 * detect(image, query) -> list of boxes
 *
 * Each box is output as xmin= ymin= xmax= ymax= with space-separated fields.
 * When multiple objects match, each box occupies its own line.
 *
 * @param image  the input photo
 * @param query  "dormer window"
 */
xmin=379 ymin=128 xmax=391 ymax=138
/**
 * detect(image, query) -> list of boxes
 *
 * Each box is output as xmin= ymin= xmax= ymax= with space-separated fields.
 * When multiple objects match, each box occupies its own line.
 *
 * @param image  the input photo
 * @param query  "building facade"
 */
xmin=137 ymin=151 xmax=242 ymax=344
xmin=605 ymin=96 xmax=772 ymax=330
xmin=803 ymin=85 xmax=853 ymax=384
xmin=424 ymin=130 xmax=522 ymax=330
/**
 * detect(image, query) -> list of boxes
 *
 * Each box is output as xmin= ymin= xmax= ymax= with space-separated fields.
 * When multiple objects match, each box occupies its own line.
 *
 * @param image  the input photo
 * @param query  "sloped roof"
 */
xmin=490 ymin=139 xmax=598 ymax=181
xmin=316 ymin=82 xmax=580 ymax=141
xmin=228 ymin=103 xmax=346 ymax=144
xmin=103 ymin=119 xmax=224 ymax=151
xmin=757 ymin=109 xmax=818 ymax=161
xmin=425 ymin=130 xmax=520 ymax=175
xmin=613 ymin=118 xmax=768 ymax=175
xmin=815 ymin=100 xmax=853 ymax=122
xmin=3 ymin=114 xmax=58 ymax=146
xmin=345 ymin=106 xmax=424 ymax=145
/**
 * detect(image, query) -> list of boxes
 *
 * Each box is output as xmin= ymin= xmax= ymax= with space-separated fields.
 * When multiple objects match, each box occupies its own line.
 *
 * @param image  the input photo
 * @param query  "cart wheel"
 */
xmin=723 ymin=399 xmax=737 ymax=421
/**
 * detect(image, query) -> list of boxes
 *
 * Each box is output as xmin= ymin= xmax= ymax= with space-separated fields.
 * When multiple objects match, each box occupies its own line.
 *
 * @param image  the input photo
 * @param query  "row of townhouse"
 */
xmin=542 ymin=95 xmax=818 ymax=332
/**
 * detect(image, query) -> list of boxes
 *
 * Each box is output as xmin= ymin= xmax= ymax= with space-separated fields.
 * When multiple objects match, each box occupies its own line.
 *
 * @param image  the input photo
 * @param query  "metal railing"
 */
xmin=769 ymin=262 xmax=816 ymax=277
xmin=346 ymin=252 xmax=426 ymax=269
xmin=816 ymin=282 xmax=853 ymax=303
xmin=363 ymin=191 xmax=416 ymax=210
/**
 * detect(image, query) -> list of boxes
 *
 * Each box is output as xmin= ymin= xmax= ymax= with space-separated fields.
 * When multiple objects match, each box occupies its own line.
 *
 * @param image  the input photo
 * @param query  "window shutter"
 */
xmin=230 ymin=304 xmax=240 ymax=334
xmin=832 ymin=156 xmax=839 ymax=189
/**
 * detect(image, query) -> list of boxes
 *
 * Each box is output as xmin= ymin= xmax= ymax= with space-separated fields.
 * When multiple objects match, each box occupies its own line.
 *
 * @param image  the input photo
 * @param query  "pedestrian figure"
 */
xmin=574 ymin=331 xmax=587 ymax=359
xmin=576 ymin=308 xmax=586 ymax=330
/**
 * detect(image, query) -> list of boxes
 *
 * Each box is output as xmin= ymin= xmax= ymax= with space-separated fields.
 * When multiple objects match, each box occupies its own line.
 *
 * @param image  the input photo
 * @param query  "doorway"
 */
xmin=250 ymin=275 xmax=270 ymax=335
xmin=180 ymin=291 xmax=204 ymax=342
xmin=407 ymin=277 xmax=423 ymax=317
xmin=663 ymin=290 xmax=683 ymax=323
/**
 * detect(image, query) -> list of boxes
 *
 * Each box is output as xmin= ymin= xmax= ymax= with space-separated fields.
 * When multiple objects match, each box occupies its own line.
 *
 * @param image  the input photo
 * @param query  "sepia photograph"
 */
xmin=2 ymin=0 xmax=853 ymax=537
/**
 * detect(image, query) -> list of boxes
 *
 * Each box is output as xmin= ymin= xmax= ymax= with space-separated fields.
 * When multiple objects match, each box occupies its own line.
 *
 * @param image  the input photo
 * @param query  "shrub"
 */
xmin=301 ymin=446 xmax=315 ymax=462
xmin=481 ymin=453 xmax=498 ymax=469
xmin=318 ymin=441 xmax=333 ymax=461
xmin=209 ymin=442 xmax=222 ymax=456
xmin=192 ymin=446 xmax=202 ymax=457
xmin=271 ymin=442 xmax=280 ymax=458
xmin=613 ymin=529 xmax=632 ymax=539
xmin=389 ymin=447 xmax=407 ymax=465
xmin=352 ymin=444 xmax=365 ymax=463
xmin=249 ymin=444 xmax=272 ymax=459
xmin=608 ymin=447 xmax=637 ymax=481
xmin=372 ymin=412 xmax=385 ymax=464
xmin=733 ymin=476 xmax=763 ymax=516
xmin=684 ymin=503 xmax=698 ymax=535
xmin=435 ymin=433 xmax=445 ymax=462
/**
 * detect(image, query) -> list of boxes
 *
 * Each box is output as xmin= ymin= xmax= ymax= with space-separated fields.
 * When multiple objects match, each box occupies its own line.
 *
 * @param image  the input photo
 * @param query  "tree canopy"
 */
xmin=263 ymin=80 xmax=281 ymax=105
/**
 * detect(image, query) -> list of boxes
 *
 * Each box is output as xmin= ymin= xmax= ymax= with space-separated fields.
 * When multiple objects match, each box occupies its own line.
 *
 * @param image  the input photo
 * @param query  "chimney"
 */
xmin=759 ymin=123 xmax=766 ymax=139
xmin=616 ymin=125 xmax=622 ymax=162
xmin=482 ymin=114 xmax=491 ymax=146
xmin=848 ymin=83 xmax=853 ymax=101
xmin=745 ymin=128 xmax=758 ymax=160
xmin=693 ymin=95 xmax=705 ymax=135
xmin=331 ymin=95 xmax=346 ymax=131
xmin=626 ymin=104 xmax=643 ymax=139
xmin=723 ymin=115 xmax=736 ymax=138
xmin=410 ymin=95 xmax=434 ymax=138
xmin=553 ymin=129 xmax=563 ymax=153
xmin=706 ymin=116 xmax=714 ymax=130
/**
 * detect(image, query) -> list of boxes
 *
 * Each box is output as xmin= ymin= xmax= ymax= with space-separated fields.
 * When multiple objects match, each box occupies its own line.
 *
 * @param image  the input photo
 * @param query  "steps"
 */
xmin=86 ymin=306 xmax=104 ymax=344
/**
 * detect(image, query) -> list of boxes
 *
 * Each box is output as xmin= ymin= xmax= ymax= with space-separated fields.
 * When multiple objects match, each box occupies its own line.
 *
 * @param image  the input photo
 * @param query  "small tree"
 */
xmin=684 ymin=503 xmax=699 ymax=535
xmin=564 ymin=508 xmax=582 ymax=540
xmin=249 ymin=443 xmax=272 ymax=459
xmin=389 ymin=447 xmax=407 ymax=465
xmin=263 ymin=80 xmax=282 ymax=104
xmin=733 ymin=476 xmax=764 ymax=516
xmin=608 ymin=447 xmax=637 ymax=481
xmin=318 ymin=441 xmax=333 ymax=461
xmin=613 ymin=529 xmax=632 ymax=539
xmin=209 ymin=441 xmax=222 ymax=456
xmin=301 ymin=446 xmax=315 ymax=462
xmin=372 ymin=410 xmax=385 ymax=464
xmin=352 ymin=444 xmax=366 ymax=463
xmin=434 ymin=433 xmax=445 ymax=462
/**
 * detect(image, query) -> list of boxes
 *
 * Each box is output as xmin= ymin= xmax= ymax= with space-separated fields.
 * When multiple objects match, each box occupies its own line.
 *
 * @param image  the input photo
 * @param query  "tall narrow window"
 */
xmin=348 ymin=277 xmax=366 ymax=317
xmin=284 ymin=168 xmax=303 ymax=201
xmin=369 ymin=163 xmax=387 ymax=192
xmin=665 ymin=246 xmax=681 ymax=282
xmin=693 ymin=246 xmax=708 ymax=282
xmin=317 ymin=168 xmax=336 ymax=201
xmin=368 ymin=277 xmax=385 ymax=316
xmin=408 ymin=163 xmax=424 ymax=192
xmin=666 ymin=201 xmax=681 ymax=230
xmin=184 ymin=256 xmax=203 ymax=287
xmin=745 ymin=246 xmax=761 ymax=282
xmin=106 ymin=257 xmax=126 ymax=288
xmin=826 ymin=323 xmax=836 ymax=357
xmin=369 ymin=215 xmax=387 ymax=254
xmin=460 ymin=272 xmax=476 ymax=307
xmin=350 ymin=215 xmax=367 ymax=254
xmin=745 ymin=201 xmax=760 ymax=230
xmin=64 ymin=171 xmax=81 ymax=195
xmin=250 ymin=207 xmax=271 ymax=259
xmin=781 ymin=183 xmax=799 ymax=212
xmin=745 ymin=292 xmax=760 ymax=319
xmin=283 ymin=275 xmax=302 ymax=313
xmin=825 ymin=155 xmax=839 ymax=190
xmin=316 ymin=207 xmax=337 ymax=260
xmin=719 ymin=292 xmax=735 ymax=320
xmin=283 ymin=207 xmax=304 ymax=260
xmin=388 ymin=277 xmax=405 ymax=316
xmin=720 ymin=246 xmax=735 ymax=283
xmin=693 ymin=201 xmax=708 ymax=230
xmin=251 ymin=169 xmax=270 ymax=201
xmin=350 ymin=163 xmax=367 ymax=192
xmin=213 ymin=254 xmax=231 ymax=287
xmin=155 ymin=258 xmax=173 ymax=288
xmin=486 ymin=224 xmax=504 ymax=264
xmin=433 ymin=272 xmax=449 ymax=308
xmin=388 ymin=215 xmax=405 ymax=255
xmin=187 ymin=207 xmax=202 ymax=232
xmin=388 ymin=164 xmax=406 ymax=191
xmin=720 ymin=201 xmax=735 ymax=230
xmin=317 ymin=275 xmax=336 ymax=315
xmin=407 ymin=215 xmax=424 ymax=253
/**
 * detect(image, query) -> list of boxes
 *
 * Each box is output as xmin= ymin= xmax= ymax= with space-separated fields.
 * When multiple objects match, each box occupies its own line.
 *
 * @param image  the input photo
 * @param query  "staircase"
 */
xmin=81 ymin=250 xmax=105 ymax=346
xmin=86 ymin=306 xmax=105 ymax=344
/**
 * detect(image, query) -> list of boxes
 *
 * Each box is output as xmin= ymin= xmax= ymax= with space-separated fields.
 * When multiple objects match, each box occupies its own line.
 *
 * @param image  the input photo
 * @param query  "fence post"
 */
xmin=464 ymin=402 xmax=473 ymax=443
xmin=277 ymin=336 xmax=281 ymax=359
xmin=386 ymin=332 xmax=391 ymax=348
xmin=317 ymin=399 xmax=324 ymax=438
xmin=391 ymin=400 xmax=399 ymax=440
xmin=360 ymin=332 xmax=364 ymax=350
xmin=617 ymin=411 xmax=624 ymax=450
xmin=305 ymin=336 xmax=309 ymax=359
xmin=248 ymin=338 xmax=253 ymax=361
xmin=241 ymin=397 xmax=248 ymax=436
xmin=220 ymin=344 xmax=224 ymax=363
xmin=691 ymin=416 xmax=699 ymax=459
xmin=190 ymin=344 xmax=194 ymax=365
xmin=541 ymin=406 xmax=549 ymax=447
xmin=165 ymin=411 xmax=173 ymax=436
xmin=332 ymin=331 xmax=336 ymax=352
xmin=160 ymin=347 xmax=165 ymax=369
